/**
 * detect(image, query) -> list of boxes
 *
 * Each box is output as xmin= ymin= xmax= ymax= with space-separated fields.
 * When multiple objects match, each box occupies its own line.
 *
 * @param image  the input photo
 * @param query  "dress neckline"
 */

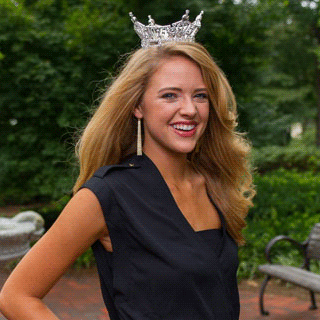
xmin=135 ymin=153 xmax=226 ymax=236
xmin=196 ymin=228 xmax=222 ymax=233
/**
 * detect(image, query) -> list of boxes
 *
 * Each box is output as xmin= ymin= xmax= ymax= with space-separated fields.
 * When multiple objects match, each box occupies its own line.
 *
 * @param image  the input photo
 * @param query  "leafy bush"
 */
xmin=0 ymin=0 xmax=132 ymax=205
xmin=252 ymin=125 xmax=320 ymax=173
xmin=248 ymin=169 xmax=320 ymax=220
xmin=238 ymin=98 xmax=292 ymax=148
xmin=238 ymin=169 xmax=320 ymax=279
xmin=252 ymin=144 xmax=320 ymax=173
xmin=0 ymin=151 xmax=76 ymax=204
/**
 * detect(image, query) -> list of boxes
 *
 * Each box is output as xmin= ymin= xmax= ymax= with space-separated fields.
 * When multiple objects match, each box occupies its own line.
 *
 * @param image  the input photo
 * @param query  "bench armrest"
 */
xmin=265 ymin=235 xmax=307 ymax=264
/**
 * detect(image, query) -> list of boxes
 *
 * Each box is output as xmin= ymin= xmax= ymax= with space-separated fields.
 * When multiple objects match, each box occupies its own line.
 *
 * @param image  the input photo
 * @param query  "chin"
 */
xmin=169 ymin=144 xmax=197 ymax=155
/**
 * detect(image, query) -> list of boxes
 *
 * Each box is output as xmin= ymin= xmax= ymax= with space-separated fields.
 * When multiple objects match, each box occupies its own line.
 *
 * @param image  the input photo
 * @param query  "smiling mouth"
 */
xmin=172 ymin=124 xmax=196 ymax=131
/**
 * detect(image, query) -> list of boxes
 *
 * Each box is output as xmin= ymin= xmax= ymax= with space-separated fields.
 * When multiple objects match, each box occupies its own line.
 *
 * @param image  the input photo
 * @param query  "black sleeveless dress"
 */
xmin=82 ymin=154 xmax=240 ymax=320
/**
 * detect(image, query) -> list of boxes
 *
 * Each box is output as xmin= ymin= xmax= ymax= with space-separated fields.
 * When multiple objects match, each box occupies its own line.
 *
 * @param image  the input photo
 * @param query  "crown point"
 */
xmin=130 ymin=10 xmax=204 ymax=48
xmin=148 ymin=15 xmax=155 ymax=26
xmin=182 ymin=10 xmax=190 ymax=21
xmin=197 ymin=11 xmax=204 ymax=21
xmin=129 ymin=12 xmax=137 ymax=23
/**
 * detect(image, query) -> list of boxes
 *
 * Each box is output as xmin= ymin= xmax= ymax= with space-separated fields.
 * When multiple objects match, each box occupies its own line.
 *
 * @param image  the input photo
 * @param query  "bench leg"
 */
xmin=259 ymin=275 xmax=271 ymax=316
xmin=309 ymin=290 xmax=317 ymax=310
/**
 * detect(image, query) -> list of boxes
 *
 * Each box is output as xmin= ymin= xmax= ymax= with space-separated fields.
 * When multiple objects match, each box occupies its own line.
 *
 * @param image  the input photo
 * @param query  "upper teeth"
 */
xmin=173 ymin=124 xmax=195 ymax=131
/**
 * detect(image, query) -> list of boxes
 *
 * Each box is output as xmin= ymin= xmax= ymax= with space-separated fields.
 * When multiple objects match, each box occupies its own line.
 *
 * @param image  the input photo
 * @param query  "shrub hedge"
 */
xmin=252 ymin=144 xmax=320 ymax=173
xmin=238 ymin=169 xmax=320 ymax=279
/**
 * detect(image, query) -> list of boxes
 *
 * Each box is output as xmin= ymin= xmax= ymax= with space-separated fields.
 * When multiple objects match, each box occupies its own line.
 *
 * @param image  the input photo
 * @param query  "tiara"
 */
xmin=129 ymin=10 xmax=204 ymax=48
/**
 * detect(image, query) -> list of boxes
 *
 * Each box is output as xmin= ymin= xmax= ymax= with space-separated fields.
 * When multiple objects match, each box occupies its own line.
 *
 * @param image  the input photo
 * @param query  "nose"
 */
xmin=180 ymin=97 xmax=197 ymax=117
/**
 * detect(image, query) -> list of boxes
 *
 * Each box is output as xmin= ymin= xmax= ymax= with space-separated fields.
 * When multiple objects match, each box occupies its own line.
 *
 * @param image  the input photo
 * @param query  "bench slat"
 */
xmin=259 ymin=264 xmax=320 ymax=293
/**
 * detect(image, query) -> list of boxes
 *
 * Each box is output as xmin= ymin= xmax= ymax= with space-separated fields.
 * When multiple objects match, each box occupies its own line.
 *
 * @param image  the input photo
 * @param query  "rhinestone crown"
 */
xmin=129 ymin=10 xmax=204 ymax=48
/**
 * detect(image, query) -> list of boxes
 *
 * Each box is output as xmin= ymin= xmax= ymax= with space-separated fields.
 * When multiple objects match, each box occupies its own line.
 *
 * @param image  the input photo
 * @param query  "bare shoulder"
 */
xmin=54 ymin=187 xmax=108 ymax=238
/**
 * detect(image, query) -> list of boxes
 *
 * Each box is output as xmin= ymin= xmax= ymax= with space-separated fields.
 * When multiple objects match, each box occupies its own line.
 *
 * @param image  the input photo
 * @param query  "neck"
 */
xmin=144 ymin=148 xmax=194 ymax=185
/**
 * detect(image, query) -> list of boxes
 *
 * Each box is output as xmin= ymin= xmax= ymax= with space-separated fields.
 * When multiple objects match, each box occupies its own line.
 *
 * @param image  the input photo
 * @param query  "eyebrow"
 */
xmin=158 ymin=87 xmax=208 ymax=94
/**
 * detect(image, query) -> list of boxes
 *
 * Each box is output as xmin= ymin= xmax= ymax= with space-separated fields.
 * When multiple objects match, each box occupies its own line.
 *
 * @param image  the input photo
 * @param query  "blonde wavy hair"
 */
xmin=74 ymin=42 xmax=255 ymax=244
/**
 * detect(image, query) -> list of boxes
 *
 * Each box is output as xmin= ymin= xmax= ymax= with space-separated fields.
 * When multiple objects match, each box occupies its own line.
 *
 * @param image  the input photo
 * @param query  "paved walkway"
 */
xmin=1 ymin=268 xmax=320 ymax=319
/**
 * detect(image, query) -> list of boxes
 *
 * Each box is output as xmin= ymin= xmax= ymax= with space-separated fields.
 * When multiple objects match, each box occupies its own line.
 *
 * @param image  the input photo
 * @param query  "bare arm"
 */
xmin=0 ymin=188 xmax=107 ymax=319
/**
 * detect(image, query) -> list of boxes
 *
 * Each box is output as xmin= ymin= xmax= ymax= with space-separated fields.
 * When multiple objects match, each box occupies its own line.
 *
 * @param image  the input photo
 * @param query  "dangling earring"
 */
xmin=137 ymin=118 xmax=142 ymax=156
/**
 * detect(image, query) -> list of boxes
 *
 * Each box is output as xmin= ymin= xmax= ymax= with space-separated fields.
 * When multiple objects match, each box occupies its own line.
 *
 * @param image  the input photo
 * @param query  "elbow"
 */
xmin=0 ymin=290 xmax=7 ymax=315
xmin=0 ymin=287 xmax=16 ymax=317
xmin=0 ymin=289 xmax=9 ymax=316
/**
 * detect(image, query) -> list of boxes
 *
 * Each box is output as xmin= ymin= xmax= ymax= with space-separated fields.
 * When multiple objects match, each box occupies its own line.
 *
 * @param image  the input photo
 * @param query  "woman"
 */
xmin=0 ymin=25 xmax=254 ymax=320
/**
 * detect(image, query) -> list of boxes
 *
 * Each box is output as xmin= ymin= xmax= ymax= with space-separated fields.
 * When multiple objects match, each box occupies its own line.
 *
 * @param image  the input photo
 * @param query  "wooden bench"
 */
xmin=258 ymin=223 xmax=320 ymax=316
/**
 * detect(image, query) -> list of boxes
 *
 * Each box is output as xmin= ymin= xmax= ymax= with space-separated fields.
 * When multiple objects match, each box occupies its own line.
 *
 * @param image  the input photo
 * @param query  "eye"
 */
xmin=194 ymin=92 xmax=209 ymax=102
xmin=161 ymin=92 xmax=178 ymax=100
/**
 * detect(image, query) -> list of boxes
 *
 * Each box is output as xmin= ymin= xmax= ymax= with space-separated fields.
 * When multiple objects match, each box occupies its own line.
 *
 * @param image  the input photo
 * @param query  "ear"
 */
xmin=134 ymin=106 xmax=143 ymax=119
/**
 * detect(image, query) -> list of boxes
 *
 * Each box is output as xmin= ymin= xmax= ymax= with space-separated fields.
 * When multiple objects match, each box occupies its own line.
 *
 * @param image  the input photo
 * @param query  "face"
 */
xmin=134 ymin=55 xmax=209 ymax=157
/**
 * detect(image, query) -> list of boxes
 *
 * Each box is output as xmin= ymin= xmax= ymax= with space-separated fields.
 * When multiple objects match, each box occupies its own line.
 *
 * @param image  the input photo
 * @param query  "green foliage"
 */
xmin=253 ymin=16 xmax=318 ymax=121
xmin=252 ymin=144 xmax=320 ymax=173
xmin=238 ymin=169 xmax=320 ymax=279
xmin=238 ymin=0 xmax=319 ymax=146
xmin=252 ymin=125 xmax=320 ymax=172
xmin=0 ymin=0 xmax=129 ymax=203
xmin=239 ymin=98 xmax=292 ymax=147
xmin=251 ymin=169 xmax=320 ymax=220
xmin=200 ymin=0 xmax=270 ymax=98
